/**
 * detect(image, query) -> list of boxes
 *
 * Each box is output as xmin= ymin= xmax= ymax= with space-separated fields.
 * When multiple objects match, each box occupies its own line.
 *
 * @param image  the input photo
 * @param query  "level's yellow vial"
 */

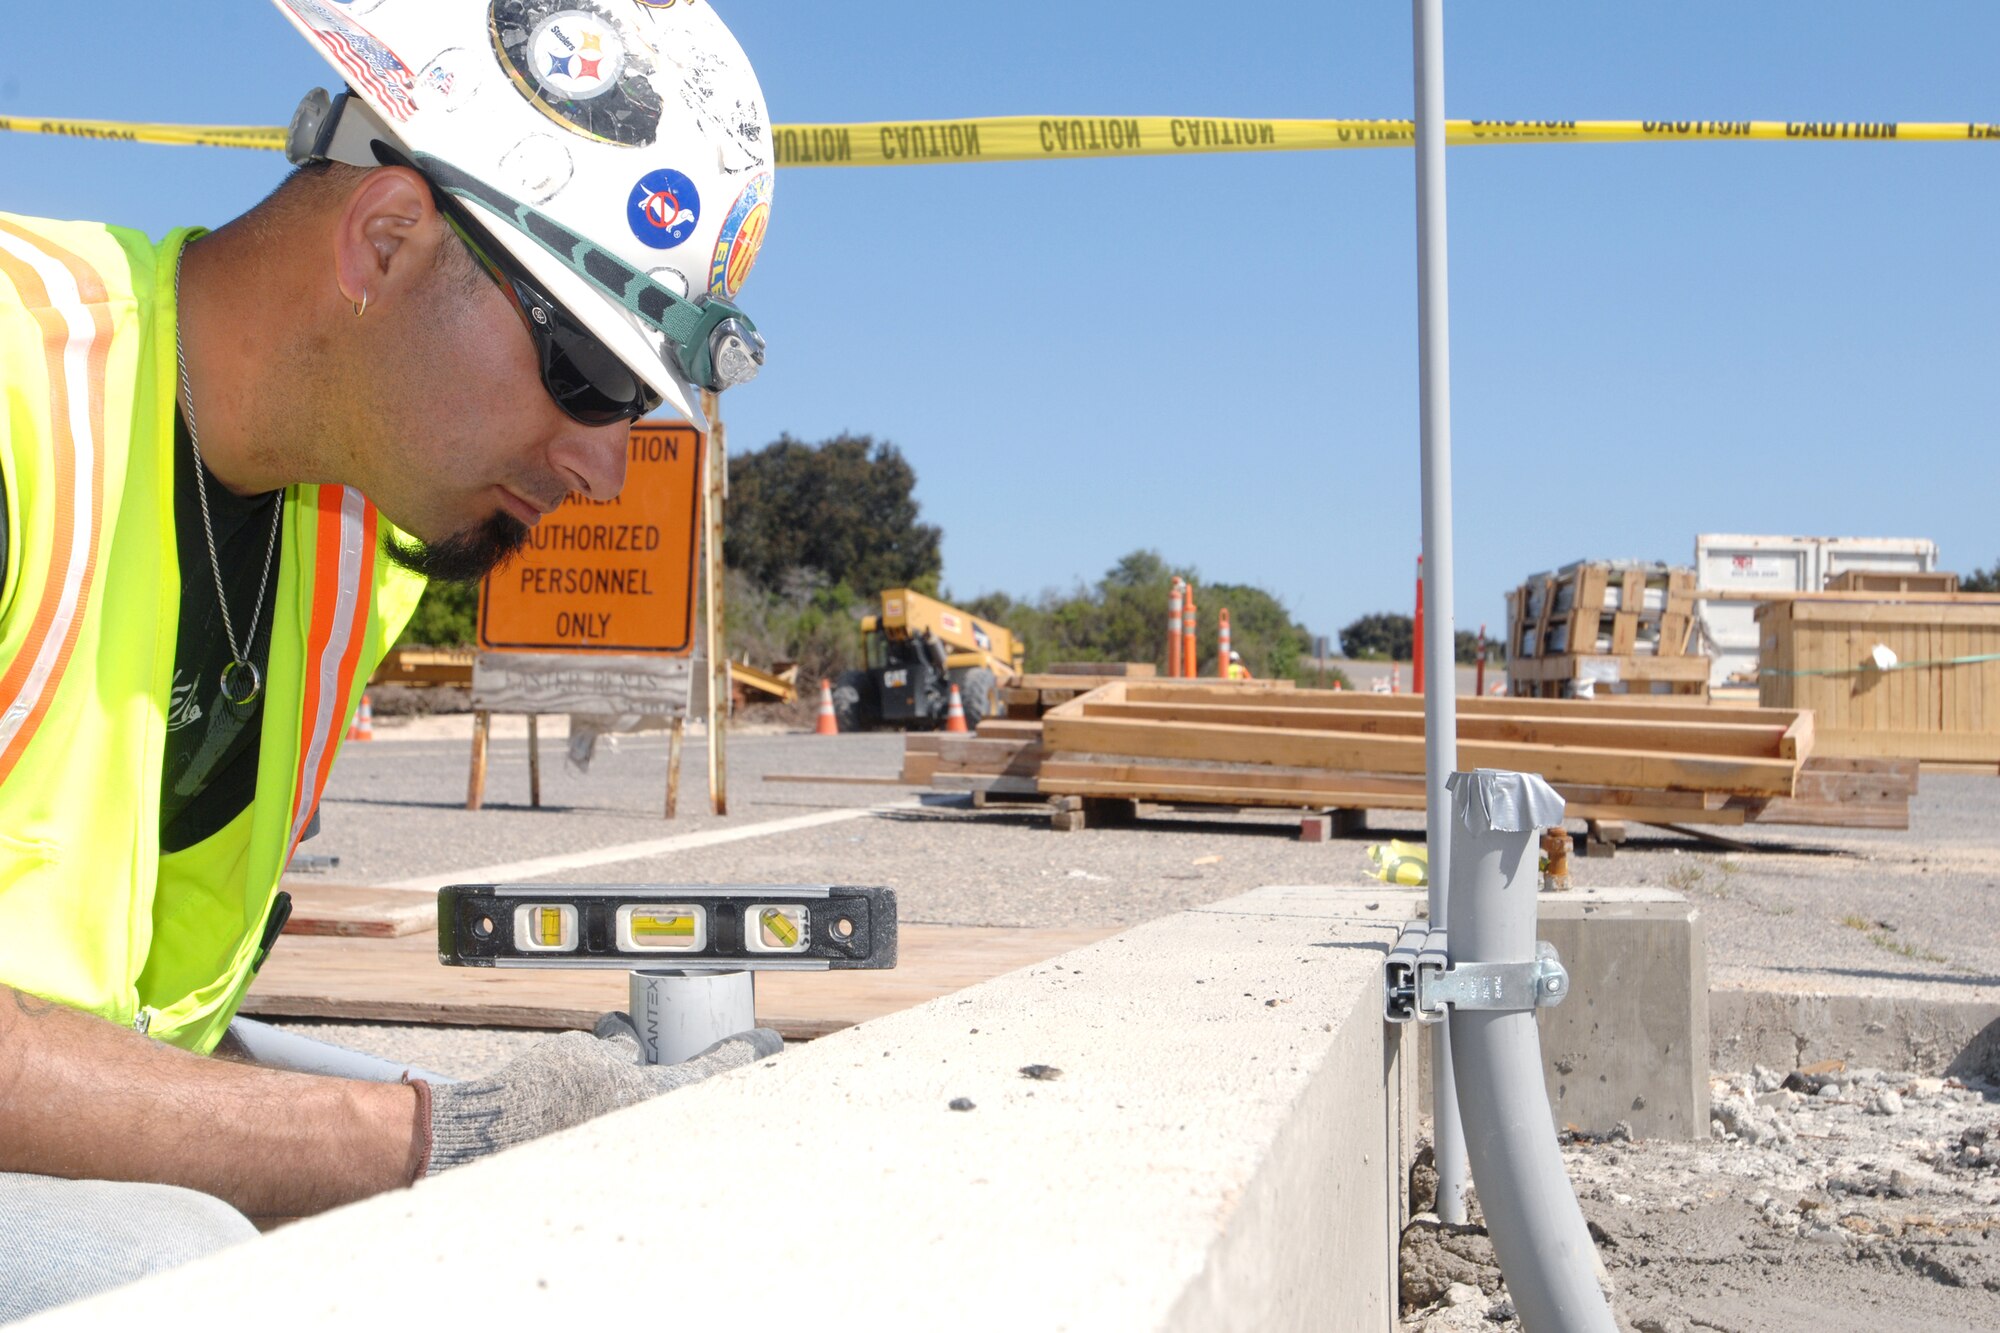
xmin=744 ymin=903 xmax=809 ymax=954
xmin=617 ymin=903 xmax=707 ymax=953
xmin=513 ymin=903 xmax=578 ymax=952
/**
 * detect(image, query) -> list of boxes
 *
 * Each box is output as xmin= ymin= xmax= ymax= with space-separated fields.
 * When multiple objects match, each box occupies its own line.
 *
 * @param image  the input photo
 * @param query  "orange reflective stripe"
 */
xmin=0 ymin=220 xmax=110 ymax=787
xmin=287 ymin=485 xmax=377 ymax=851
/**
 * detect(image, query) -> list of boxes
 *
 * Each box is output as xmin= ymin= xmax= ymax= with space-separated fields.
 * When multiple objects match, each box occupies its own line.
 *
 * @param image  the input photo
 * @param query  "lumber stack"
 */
xmin=1507 ymin=561 xmax=1705 ymax=699
xmin=997 ymin=665 xmax=1283 ymax=721
xmin=923 ymin=682 xmax=1915 ymax=831
xmin=1757 ymin=591 xmax=2000 ymax=766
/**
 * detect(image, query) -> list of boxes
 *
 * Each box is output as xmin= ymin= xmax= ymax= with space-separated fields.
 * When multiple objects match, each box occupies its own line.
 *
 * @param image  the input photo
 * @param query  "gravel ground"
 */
xmin=1399 ymin=1065 xmax=2000 ymax=1332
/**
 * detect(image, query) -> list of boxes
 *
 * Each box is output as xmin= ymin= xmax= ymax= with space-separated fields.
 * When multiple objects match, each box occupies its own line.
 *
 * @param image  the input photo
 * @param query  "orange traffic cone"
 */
xmin=944 ymin=683 xmax=969 ymax=733
xmin=347 ymin=694 xmax=374 ymax=741
xmin=815 ymin=679 xmax=839 ymax=735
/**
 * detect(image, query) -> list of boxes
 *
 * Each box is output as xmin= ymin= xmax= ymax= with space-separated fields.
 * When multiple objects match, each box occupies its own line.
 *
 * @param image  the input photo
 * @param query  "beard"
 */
xmin=384 ymin=510 xmax=531 ymax=584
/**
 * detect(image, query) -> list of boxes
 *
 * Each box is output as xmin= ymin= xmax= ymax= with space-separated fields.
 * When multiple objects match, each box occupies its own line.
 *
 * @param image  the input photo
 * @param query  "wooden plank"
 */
xmin=1040 ymin=713 xmax=1799 ymax=795
xmin=1045 ymin=662 xmax=1158 ymax=678
xmin=279 ymin=883 xmax=433 ymax=939
xmin=762 ymin=774 xmax=912 ymax=787
xmin=1033 ymin=777 xmax=1749 ymax=827
xmin=1505 ymin=654 xmax=1712 ymax=685
xmin=245 ymin=922 xmax=1119 ymax=1038
xmin=973 ymin=719 xmax=1046 ymax=742
xmin=1074 ymin=701 xmax=1794 ymax=760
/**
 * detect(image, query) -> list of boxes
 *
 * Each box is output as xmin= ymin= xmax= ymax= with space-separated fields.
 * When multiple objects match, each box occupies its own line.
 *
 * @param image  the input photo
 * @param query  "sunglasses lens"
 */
xmin=525 ymin=292 xmax=660 ymax=425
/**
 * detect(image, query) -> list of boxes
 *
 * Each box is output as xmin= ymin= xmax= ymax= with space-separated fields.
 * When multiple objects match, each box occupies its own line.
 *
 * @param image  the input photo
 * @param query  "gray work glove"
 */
xmin=412 ymin=1022 xmax=782 ymax=1176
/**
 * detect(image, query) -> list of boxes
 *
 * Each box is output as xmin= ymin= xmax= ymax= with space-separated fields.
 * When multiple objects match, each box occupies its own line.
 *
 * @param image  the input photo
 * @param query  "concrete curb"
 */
xmin=26 ymin=886 xmax=1419 ymax=1332
xmin=1711 ymin=986 xmax=2000 ymax=1080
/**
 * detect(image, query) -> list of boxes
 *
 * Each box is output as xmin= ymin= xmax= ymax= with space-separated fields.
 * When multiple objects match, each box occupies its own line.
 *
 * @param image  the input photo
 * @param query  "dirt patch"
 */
xmin=1399 ymin=1067 xmax=2000 ymax=1331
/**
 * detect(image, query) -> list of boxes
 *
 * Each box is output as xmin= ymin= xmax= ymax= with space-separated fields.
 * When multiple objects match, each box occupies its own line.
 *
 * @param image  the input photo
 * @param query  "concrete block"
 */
xmin=1416 ymin=889 xmax=1709 ymax=1142
xmin=1534 ymin=890 xmax=1709 ymax=1141
xmin=38 ymin=886 xmax=1420 ymax=1331
xmin=1298 ymin=813 xmax=1332 ymax=842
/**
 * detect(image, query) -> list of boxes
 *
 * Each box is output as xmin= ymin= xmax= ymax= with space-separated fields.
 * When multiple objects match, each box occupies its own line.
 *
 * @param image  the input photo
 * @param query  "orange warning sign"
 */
xmin=477 ymin=423 xmax=703 ymax=655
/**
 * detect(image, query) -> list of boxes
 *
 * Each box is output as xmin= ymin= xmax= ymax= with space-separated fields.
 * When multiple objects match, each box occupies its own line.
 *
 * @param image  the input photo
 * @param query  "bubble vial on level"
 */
xmin=745 ymin=904 xmax=809 ymax=954
xmin=513 ymin=904 xmax=578 ymax=952
xmin=617 ymin=903 xmax=707 ymax=953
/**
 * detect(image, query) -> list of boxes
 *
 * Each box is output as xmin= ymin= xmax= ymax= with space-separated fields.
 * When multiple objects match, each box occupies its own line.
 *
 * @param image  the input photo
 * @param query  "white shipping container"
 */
xmin=1694 ymin=534 xmax=1939 ymax=688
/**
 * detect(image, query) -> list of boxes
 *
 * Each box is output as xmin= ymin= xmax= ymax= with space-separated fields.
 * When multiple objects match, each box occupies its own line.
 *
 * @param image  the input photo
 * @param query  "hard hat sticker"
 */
xmin=627 ymin=168 xmax=701 ymax=249
xmin=490 ymin=0 xmax=664 ymax=146
xmin=281 ymin=0 xmax=419 ymax=122
xmin=707 ymin=171 xmax=771 ymax=299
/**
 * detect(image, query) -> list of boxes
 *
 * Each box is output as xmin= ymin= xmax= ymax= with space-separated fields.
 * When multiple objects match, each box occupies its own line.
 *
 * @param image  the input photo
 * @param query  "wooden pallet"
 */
xmin=1505 ymin=652 xmax=1710 ymax=700
xmin=1509 ymin=563 xmax=1699 ymax=683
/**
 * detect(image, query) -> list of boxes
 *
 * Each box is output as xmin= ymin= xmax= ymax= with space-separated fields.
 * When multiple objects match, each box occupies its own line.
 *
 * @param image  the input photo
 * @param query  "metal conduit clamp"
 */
xmin=1385 ymin=925 xmax=1570 ymax=1024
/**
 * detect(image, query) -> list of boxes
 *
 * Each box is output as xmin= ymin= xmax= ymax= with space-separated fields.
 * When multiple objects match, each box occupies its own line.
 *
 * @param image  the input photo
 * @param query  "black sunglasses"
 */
xmin=435 ymin=190 xmax=663 ymax=427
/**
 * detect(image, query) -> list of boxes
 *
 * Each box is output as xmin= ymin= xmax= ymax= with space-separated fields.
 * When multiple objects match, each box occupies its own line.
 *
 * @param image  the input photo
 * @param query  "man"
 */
xmin=0 ymin=1 xmax=779 ymax=1319
xmin=1226 ymin=650 xmax=1253 ymax=680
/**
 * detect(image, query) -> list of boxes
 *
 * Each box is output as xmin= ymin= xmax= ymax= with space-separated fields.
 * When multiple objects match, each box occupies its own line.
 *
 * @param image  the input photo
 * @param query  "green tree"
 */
xmin=1340 ymin=612 xmax=1412 ymax=661
xmin=1964 ymin=560 xmax=2000 ymax=593
xmin=397 ymin=580 xmax=478 ymax=647
xmin=726 ymin=434 xmax=942 ymax=597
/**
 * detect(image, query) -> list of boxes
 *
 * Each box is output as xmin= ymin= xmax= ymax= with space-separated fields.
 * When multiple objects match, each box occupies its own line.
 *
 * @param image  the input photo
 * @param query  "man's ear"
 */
xmin=332 ymin=166 xmax=443 ymax=311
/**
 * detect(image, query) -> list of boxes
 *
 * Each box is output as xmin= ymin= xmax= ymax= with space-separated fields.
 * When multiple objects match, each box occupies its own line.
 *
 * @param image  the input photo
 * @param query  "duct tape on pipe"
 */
xmin=5 ymin=114 xmax=1999 ymax=164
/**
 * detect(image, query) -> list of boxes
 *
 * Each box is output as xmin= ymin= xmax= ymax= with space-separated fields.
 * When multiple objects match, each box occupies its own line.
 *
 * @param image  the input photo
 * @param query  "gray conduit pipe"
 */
xmin=225 ymin=1017 xmax=458 ymax=1085
xmin=1444 ymin=770 xmax=1616 ymax=1332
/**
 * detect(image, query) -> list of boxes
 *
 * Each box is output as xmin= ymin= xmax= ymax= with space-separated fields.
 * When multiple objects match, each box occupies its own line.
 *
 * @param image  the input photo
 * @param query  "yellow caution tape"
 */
xmin=5 ymin=113 xmax=1999 ymax=165
xmin=0 ymin=114 xmax=287 ymax=151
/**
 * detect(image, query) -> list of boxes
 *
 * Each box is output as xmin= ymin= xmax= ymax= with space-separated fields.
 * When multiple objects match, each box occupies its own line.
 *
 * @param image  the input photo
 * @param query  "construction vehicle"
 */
xmin=832 ymin=589 xmax=1024 ymax=732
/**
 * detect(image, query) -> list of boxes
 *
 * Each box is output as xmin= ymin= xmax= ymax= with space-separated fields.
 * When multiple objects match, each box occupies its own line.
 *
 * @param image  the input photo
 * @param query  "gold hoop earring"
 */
xmin=353 ymin=290 xmax=370 ymax=318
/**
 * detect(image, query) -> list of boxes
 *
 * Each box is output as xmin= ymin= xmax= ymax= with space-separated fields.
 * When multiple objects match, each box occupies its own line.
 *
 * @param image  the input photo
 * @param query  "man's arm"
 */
xmin=0 ymin=983 xmax=422 ymax=1219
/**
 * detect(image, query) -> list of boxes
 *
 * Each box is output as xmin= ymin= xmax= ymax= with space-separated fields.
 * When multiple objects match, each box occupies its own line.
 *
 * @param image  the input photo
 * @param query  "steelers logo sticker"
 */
xmin=527 ymin=11 xmax=624 ymax=99
xmin=489 ymin=0 xmax=663 ymax=146
xmin=626 ymin=168 xmax=702 ymax=250
xmin=707 ymin=172 xmax=771 ymax=299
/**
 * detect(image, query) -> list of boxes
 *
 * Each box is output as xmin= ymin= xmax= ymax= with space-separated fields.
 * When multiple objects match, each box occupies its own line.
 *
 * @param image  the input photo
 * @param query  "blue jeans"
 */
xmin=0 ymin=1173 xmax=256 ymax=1323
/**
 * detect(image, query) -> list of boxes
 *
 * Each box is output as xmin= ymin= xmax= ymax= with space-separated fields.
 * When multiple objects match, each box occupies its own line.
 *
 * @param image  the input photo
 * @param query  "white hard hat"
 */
xmin=273 ymin=0 xmax=772 ymax=426
xmin=1229 ymin=650 xmax=1242 ymax=662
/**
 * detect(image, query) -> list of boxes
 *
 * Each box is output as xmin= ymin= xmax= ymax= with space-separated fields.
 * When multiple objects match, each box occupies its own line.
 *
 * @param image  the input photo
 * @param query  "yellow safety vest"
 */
xmin=0 ymin=213 xmax=425 ymax=1052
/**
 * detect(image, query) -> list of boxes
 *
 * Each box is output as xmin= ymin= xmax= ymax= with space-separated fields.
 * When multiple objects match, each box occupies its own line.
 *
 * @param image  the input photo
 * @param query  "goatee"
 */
xmin=384 ymin=511 xmax=531 ymax=584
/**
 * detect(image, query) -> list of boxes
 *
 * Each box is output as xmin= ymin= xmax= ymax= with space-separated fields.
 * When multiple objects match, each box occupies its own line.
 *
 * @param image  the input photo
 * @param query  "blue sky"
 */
xmin=3 ymin=3 xmax=1996 ymax=647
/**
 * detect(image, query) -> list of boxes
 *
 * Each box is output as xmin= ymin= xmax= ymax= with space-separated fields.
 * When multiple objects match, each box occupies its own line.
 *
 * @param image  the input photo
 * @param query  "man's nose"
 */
xmin=550 ymin=420 xmax=631 ymax=502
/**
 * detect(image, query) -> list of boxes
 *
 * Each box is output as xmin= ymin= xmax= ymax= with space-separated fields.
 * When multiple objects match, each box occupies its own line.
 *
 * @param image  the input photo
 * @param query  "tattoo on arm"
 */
xmin=9 ymin=987 xmax=57 ymax=1018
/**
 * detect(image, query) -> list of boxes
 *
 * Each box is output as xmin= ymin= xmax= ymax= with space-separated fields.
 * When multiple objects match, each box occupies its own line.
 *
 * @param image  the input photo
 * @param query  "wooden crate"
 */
xmin=1823 ymin=569 xmax=1960 ymax=595
xmin=1757 ymin=593 xmax=2000 ymax=763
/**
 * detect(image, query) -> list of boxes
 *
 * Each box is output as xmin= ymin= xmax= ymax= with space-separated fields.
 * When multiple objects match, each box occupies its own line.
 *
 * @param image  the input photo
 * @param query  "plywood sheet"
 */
xmin=279 ymin=883 xmax=435 ymax=939
xmin=244 ymin=922 xmax=1118 ymax=1039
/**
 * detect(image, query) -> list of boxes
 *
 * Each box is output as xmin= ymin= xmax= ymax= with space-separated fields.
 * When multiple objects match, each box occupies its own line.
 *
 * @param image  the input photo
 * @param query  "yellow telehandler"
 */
xmin=832 ymin=589 xmax=1024 ymax=731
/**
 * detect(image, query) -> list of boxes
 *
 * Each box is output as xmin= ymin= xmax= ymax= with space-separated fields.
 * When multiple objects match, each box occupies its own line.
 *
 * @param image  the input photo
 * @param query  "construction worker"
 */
xmin=1226 ymin=650 xmax=1254 ymax=680
xmin=0 ymin=1 xmax=777 ymax=1317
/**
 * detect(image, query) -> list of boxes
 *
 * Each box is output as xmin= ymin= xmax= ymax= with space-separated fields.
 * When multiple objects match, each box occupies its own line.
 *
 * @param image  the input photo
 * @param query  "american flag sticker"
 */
xmin=282 ymin=0 xmax=420 ymax=122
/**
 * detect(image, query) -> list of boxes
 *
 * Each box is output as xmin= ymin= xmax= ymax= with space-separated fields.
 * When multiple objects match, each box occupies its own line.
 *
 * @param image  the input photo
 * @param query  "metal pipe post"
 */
xmin=1412 ymin=0 xmax=1468 ymax=1223
xmin=628 ymin=970 xmax=757 ymax=1066
xmin=701 ymin=389 xmax=730 ymax=815
xmin=1445 ymin=771 xmax=1617 ymax=1332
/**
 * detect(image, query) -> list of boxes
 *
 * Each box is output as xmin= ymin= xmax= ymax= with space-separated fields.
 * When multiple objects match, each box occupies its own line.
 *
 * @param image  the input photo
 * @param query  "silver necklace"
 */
xmin=174 ymin=248 xmax=282 ymax=709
